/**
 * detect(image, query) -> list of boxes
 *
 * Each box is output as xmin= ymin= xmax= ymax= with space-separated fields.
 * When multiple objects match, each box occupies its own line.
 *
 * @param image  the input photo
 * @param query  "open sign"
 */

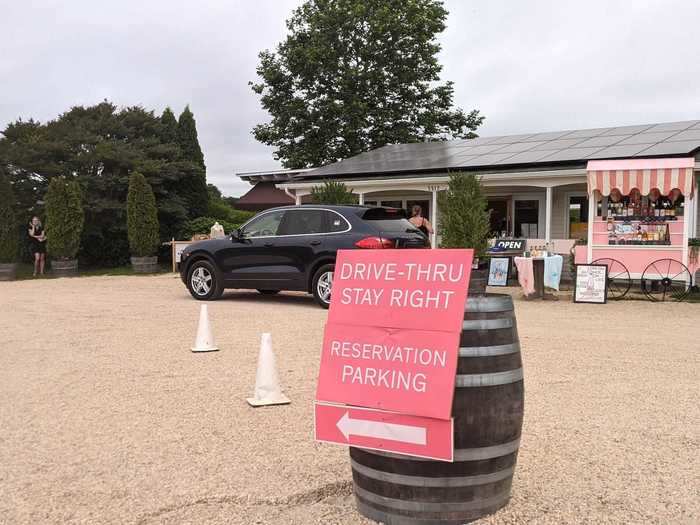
xmin=495 ymin=239 xmax=525 ymax=251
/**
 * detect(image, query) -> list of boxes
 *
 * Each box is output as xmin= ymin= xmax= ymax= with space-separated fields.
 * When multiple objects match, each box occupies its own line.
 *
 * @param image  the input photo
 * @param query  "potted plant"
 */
xmin=127 ymin=171 xmax=160 ymax=273
xmin=438 ymin=172 xmax=491 ymax=293
xmin=45 ymin=177 xmax=84 ymax=277
xmin=0 ymin=175 xmax=19 ymax=281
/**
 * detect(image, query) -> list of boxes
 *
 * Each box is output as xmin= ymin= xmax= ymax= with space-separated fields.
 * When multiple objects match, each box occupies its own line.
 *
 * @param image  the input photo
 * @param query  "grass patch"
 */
xmin=14 ymin=263 xmax=170 ymax=280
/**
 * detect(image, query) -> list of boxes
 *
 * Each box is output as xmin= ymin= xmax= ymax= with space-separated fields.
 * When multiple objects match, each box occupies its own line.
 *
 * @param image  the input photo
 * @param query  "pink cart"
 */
xmin=574 ymin=158 xmax=698 ymax=301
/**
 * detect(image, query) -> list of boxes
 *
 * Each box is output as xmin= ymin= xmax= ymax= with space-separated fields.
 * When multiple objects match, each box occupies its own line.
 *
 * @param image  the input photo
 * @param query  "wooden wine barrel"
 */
xmin=350 ymin=293 xmax=524 ymax=524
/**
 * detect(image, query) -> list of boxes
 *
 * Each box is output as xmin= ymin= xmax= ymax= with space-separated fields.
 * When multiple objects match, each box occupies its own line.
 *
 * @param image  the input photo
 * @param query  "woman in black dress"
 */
xmin=408 ymin=204 xmax=434 ymax=244
xmin=28 ymin=216 xmax=47 ymax=277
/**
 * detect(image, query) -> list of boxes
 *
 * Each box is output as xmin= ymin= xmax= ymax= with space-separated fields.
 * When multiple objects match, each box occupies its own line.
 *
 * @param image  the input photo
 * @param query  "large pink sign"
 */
xmin=316 ymin=323 xmax=460 ymax=420
xmin=315 ymin=249 xmax=473 ymax=462
xmin=327 ymin=249 xmax=473 ymax=332
xmin=315 ymin=402 xmax=454 ymax=461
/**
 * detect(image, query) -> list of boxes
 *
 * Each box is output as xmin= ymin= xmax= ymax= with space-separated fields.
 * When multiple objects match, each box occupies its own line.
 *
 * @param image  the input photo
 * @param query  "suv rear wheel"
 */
xmin=187 ymin=260 xmax=224 ymax=300
xmin=312 ymin=263 xmax=334 ymax=309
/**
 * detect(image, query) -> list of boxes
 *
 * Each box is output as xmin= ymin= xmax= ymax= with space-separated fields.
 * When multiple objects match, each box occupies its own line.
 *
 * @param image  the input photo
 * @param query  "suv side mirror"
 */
xmin=231 ymin=228 xmax=241 ymax=241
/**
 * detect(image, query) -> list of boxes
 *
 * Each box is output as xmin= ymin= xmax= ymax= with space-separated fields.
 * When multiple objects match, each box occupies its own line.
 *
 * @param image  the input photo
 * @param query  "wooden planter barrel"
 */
xmin=468 ymin=268 xmax=488 ymax=295
xmin=0 ymin=263 xmax=18 ymax=281
xmin=51 ymin=258 xmax=78 ymax=277
xmin=131 ymin=256 xmax=158 ymax=273
xmin=350 ymin=293 xmax=524 ymax=525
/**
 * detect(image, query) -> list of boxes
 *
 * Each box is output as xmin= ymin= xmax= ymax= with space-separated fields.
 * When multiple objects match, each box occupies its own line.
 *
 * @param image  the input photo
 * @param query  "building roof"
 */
xmin=300 ymin=120 xmax=700 ymax=180
xmin=237 ymin=167 xmax=315 ymax=184
xmin=235 ymin=181 xmax=295 ymax=211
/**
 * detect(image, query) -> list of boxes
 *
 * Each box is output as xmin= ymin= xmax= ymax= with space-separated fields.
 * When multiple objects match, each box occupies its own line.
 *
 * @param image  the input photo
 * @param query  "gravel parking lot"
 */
xmin=1 ymin=274 xmax=698 ymax=524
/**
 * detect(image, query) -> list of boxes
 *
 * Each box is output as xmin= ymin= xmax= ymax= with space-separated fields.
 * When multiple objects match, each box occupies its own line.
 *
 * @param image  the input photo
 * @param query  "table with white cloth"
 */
xmin=513 ymin=254 xmax=563 ymax=300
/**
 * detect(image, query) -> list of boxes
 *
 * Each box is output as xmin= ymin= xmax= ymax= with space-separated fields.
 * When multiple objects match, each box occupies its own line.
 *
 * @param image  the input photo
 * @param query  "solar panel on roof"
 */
xmin=484 ymin=134 xmax=535 ymax=145
xmin=297 ymin=119 xmax=700 ymax=179
xmin=667 ymin=129 xmax=700 ymax=142
xmin=633 ymin=140 xmax=700 ymax=156
xmin=562 ymin=127 xmax=612 ymax=139
xmin=521 ymin=130 xmax=572 ymax=142
xmin=538 ymin=147 xmax=605 ymax=162
xmin=459 ymin=152 xmax=517 ymax=166
xmin=616 ymin=132 xmax=678 ymax=145
xmin=601 ymin=124 xmax=655 ymax=136
xmin=495 ymin=141 xmax=546 ymax=153
xmin=644 ymin=121 xmax=697 ymax=133
xmin=569 ymin=135 xmax=625 ymax=148
xmin=457 ymin=144 xmax=507 ymax=155
xmin=492 ymin=150 xmax=556 ymax=164
xmin=527 ymin=138 xmax=583 ymax=150
xmin=586 ymin=144 xmax=653 ymax=158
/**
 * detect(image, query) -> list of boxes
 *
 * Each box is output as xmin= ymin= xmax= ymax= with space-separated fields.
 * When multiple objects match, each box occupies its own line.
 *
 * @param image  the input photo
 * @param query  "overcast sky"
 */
xmin=2 ymin=1 xmax=699 ymax=197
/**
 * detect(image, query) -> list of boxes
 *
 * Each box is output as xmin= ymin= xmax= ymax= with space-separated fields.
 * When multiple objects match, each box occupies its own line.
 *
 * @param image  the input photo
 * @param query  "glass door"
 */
xmin=514 ymin=200 xmax=539 ymax=238
xmin=568 ymin=195 xmax=589 ymax=239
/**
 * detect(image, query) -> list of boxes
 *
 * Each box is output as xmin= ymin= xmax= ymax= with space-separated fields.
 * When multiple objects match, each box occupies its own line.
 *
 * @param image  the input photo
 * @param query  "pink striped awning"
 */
xmin=587 ymin=158 xmax=696 ymax=198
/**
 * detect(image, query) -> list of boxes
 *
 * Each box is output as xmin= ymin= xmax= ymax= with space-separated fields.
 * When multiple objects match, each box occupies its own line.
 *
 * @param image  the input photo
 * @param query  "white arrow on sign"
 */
xmin=336 ymin=411 xmax=427 ymax=445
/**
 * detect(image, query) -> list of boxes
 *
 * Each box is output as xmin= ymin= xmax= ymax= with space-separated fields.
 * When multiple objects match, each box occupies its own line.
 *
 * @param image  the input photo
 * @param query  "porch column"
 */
xmin=295 ymin=193 xmax=301 ymax=206
xmin=430 ymin=186 xmax=438 ymax=248
xmin=587 ymin=194 xmax=595 ymax=263
xmin=545 ymin=186 xmax=553 ymax=243
xmin=358 ymin=192 xmax=364 ymax=205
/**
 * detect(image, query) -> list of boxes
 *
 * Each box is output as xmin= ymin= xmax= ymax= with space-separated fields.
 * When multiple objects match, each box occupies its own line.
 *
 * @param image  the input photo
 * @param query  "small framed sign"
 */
xmin=488 ymin=257 xmax=510 ymax=287
xmin=574 ymin=264 xmax=608 ymax=304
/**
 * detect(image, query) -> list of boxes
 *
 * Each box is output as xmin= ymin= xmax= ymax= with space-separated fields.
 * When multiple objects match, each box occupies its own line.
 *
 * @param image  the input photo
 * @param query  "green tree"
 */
xmin=160 ymin=107 xmax=179 ymax=144
xmin=0 ymin=175 xmax=18 ymax=263
xmin=177 ymin=106 xmax=205 ymax=168
xmin=251 ymin=0 xmax=484 ymax=168
xmin=127 ymin=171 xmax=160 ymax=257
xmin=45 ymin=178 xmax=84 ymax=260
xmin=310 ymin=180 xmax=357 ymax=205
xmin=438 ymin=172 xmax=490 ymax=258
xmin=177 ymin=106 xmax=208 ymax=217
xmin=0 ymin=101 xmax=207 ymax=266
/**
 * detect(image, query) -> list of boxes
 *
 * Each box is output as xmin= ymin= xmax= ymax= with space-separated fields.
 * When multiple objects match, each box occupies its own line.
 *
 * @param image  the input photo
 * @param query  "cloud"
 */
xmin=1 ymin=0 xmax=698 ymax=197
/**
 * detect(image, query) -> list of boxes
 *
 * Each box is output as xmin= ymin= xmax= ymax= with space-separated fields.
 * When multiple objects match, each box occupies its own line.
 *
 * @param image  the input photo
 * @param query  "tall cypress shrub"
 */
xmin=126 ymin=172 xmax=160 ymax=257
xmin=0 ymin=176 xmax=18 ymax=263
xmin=177 ymin=106 xmax=208 ymax=217
xmin=438 ymin=172 xmax=490 ymax=258
xmin=45 ymin=178 xmax=84 ymax=260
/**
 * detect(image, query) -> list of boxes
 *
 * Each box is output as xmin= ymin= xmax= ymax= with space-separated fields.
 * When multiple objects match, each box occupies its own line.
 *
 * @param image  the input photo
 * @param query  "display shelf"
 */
xmin=592 ymin=244 xmax=683 ymax=250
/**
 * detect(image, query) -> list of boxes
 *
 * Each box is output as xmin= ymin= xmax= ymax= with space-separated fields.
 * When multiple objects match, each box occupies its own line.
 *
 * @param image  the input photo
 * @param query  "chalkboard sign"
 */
xmin=494 ymin=239 xmax=525 ymax=251
xmin=574 ymin=264 xmax=608 ymax=304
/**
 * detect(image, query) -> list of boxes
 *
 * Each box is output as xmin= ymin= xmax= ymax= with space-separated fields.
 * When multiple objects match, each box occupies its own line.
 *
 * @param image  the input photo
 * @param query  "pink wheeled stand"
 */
xmin=575 ymin=157 xmax=697 ymax=302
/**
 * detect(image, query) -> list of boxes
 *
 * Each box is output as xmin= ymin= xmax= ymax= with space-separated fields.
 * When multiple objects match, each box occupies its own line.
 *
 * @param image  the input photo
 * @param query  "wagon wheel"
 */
xmin=641 ymin=258 xmax=692 ymax=302
xmin=591 ymin=258 xmax=631 ymax=300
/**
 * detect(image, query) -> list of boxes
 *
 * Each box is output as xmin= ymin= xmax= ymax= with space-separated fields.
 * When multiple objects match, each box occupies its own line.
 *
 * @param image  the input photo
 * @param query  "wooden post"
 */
xmin=587 ymin=194 xmax=595 ymax=263
xmin=545 ymin=186 xmax=553 ymax=242
xmin=430 ymin=186 xmax=438 ymax=248
xmin=171 ymin=238 xmax=176 ymax=273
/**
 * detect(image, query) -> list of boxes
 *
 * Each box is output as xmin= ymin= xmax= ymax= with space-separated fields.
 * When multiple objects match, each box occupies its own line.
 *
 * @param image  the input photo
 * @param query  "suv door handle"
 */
xmin=310 ymin=240 xmax=322 ymax=246
xmin=264 ymin=242 xmax=274 ymax=247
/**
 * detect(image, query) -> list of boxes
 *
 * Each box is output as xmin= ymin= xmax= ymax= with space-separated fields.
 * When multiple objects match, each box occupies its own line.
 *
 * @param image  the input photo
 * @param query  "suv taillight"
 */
xmin=355 ymin=236 xmax=394 ymax=249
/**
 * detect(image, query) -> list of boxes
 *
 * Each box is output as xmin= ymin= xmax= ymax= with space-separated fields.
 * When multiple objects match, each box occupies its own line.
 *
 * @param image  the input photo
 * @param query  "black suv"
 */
xmin=179 ymin=205 xmax=429 ymax=307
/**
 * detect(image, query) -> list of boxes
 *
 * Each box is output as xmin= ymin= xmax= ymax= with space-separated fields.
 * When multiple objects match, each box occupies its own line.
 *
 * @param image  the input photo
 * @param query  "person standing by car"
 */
xmin=409 ymin=205 xmax=433 ymax=243
xmin=28 ymin=216 xmax=47 ymax=277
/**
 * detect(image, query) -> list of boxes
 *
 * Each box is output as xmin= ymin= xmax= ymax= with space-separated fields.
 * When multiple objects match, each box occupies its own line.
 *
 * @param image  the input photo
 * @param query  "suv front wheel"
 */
xmin=312 ymin=264 xmax=334 ymax=309
xmin=187 ymin=260 xmax=224 ymax=300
